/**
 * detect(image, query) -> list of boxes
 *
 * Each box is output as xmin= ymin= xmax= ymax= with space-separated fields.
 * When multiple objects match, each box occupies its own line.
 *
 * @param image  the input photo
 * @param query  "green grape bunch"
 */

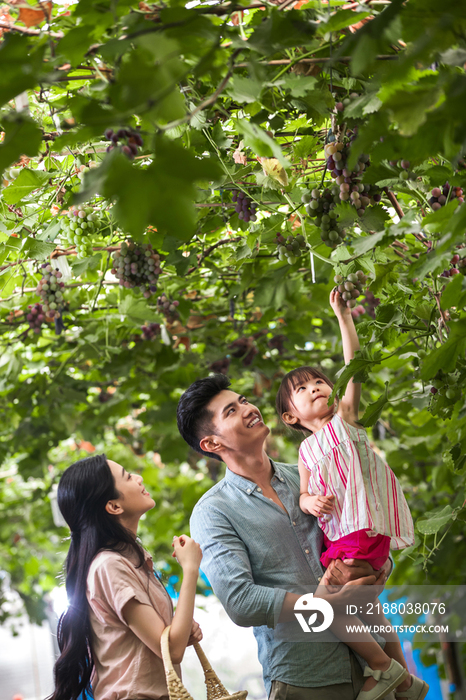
xmin=36 ymin=264 xmax=65 ymax=319
xmin=111 ymin=241 xmax=162 ymax=298
xmin=333 ymin=271 xmax=368 ymax=309
xmin=275 ymin=232 xmax=307 ymax=264
xmin=302 ymin=188 xmax=346 ymax=247
xmin=60 ymin=206 xmax=107 ymax=258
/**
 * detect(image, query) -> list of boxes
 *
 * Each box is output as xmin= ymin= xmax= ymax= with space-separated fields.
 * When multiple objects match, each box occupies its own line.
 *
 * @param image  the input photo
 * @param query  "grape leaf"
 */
xmin=440 ymin=274 xmax=466 ymax=311
xmin=21 ymin=238 xmax=56 ymax=261
xmin=359 ymin=206 xmax=391 ymax=233
xmin=237 ymin=119 xmax=290 ymax=168
xmin=328 ymin=350 xmax=382 ymax=404
xmin=360 ymin=381 xmax=390 ymax=428
xmin=416 ymin=506 xmax=453 ymax=535
xmin=2 ymin=168 xmax=50 ymax=205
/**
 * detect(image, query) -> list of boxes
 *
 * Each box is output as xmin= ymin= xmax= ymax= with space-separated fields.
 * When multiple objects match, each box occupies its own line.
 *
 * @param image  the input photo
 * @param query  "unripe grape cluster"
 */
xmin=36 ymin=264 xmax=65 ymax=319
xmin=334 ymin=271 xmax=368 ymax=309
xmin=232 ymin=190 xmax=257 ymax=223
xmin=26 ymin=303 xmax=46 ymax=334
xmin=111 ymin=241 xmax=162 ymax=297
xmin=157 ymin=293 xmax=180 ymax=319
xmin=429 ymin=183 xmax=464 ymax=211
xmin=275 ymin=232 xmax=307 ymax=264
xmin=302 ymin=188 xmax=345 ymax=247
xmin=60 ymin=206 xmax=107 ymax=258
xmin=334 ymin=92 xmax=359 ymax=114
xmin=141 ymin=323 xmax=161 ymax=340
xmin=105 ymin=128 xmax=143 ymax=160
xmin=387 ymin=159 xmax=417 ymax=181
xmin=430 ymin=371 xmax=461 ymax=402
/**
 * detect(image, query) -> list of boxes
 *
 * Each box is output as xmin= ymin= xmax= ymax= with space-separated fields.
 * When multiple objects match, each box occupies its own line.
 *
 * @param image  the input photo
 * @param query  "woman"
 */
xmin=49 ymin=453 xmax=202 ymax=700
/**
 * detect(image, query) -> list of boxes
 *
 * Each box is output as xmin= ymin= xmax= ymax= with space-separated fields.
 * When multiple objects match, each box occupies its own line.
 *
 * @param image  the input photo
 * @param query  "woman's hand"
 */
xmin=187 ymin=620 xmax=203 ymax=646
xmin=172 ymin=535 xmax=202 ymax=572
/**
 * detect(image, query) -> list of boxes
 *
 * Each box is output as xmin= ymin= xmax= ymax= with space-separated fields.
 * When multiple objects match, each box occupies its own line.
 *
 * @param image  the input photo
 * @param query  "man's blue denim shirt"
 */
xmin=190 ymin=459 xmax=383 ymax=696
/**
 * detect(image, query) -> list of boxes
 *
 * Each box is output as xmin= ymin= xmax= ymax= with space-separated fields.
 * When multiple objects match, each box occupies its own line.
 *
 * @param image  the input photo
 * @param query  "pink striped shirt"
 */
xmin=299 ymin=413 xmax=414 ymax=549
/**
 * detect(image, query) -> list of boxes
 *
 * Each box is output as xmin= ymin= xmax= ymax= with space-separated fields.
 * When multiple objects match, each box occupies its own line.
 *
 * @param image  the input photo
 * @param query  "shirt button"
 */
xmin=317 ymin=576 xmax=322 ymax=582
xmin=292 ymin=521 xmax=296 ymax=526
xmin=305 ymin=549 xmax=309 ymax=554
xmin=257 ymin=487 xmax=262 ymax=492
xmin=247 ymin=489 xmax=251 ymax=493
xmin=280 ymin=478 xmax=284 ymax=482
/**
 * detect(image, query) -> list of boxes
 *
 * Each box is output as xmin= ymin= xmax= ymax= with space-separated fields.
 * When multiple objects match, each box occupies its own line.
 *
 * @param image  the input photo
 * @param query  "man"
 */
xmin=177 ymin=375 xmax=391 ymax=700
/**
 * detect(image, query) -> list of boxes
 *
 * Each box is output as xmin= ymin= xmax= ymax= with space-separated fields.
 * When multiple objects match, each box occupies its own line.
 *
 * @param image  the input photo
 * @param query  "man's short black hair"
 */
xmin=176 ymin=375 xmax=231 ymax=462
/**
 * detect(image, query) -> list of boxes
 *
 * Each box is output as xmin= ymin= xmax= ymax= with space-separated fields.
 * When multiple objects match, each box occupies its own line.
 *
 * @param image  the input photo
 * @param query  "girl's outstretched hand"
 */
xmin=172 ymin=535 xmax=203 ymax=572
xmin=330 ymin=287 xmax=352 ymax=320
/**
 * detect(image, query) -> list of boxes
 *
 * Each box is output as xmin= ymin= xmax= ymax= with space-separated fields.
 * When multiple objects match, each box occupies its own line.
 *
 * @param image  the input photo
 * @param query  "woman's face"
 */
xmin=107 ymin=459 xmax=155 ymax=519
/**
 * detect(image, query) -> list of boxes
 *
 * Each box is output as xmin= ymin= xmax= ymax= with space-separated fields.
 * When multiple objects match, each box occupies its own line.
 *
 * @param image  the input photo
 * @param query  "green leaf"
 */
xmin=0 ymin=114 xmax=43 ymax=178
xmin=420 ymin=320 xmax=466 ymax=380
xmin=118 ymin=295 xmax=160 ymax=323
xmin=2 ymin=169 xmax=50 ymax=205
xmin=360 ymin=382 xmax=389 ymax=428
xmin=350 ymin=230 xmax=386 ymax=256
xmin=329 ymin=350 xmax=381 ymax=404
xmin=440 ymin=273 xmax=466 ymax=311
xmin=237 ymin=119 xmax=290 ymax=169
xmin=0 ymin=35 xmax=46 ymax=109
xmin=21 ymin=238 xmax=56 ymax=261
xmin=323 ymin=9 xmax=371 ymax=33
xmin=359 ymin=206 xmax=391 ymax=233
xmin=417 ymin=506 xmax=453 ymax=535
xmin=227 ymin=75 xmax=263 ymax=104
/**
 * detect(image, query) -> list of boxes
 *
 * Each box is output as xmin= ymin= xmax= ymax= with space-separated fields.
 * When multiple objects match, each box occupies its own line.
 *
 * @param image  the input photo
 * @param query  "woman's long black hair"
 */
xmin=49 ymin=453 xmax=145 ymax=700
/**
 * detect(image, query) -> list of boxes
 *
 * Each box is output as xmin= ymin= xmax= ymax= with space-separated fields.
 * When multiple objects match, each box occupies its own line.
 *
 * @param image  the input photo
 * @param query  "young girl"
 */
xmin=49 ymin=453 xmax=202 ymax=700
xmin=275 ymin=288 xmax=428 ymax=700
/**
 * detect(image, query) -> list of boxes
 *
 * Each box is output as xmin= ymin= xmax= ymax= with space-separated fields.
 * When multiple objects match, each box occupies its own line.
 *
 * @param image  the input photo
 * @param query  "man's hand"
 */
xmin=325 ymin=558 xmax=388 ymax=587
xmin=187 ymin=620 xmax=202 ymax=646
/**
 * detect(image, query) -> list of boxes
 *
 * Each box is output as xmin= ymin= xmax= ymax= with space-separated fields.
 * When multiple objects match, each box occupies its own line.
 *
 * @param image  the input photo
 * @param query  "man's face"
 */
xmin=202 ymin=389 xmax=270 ymax=457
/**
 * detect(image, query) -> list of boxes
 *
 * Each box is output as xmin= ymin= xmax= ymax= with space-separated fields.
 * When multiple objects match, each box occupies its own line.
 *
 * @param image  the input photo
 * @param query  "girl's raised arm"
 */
xmin=329 ymin=288 xmax=361 ymax=420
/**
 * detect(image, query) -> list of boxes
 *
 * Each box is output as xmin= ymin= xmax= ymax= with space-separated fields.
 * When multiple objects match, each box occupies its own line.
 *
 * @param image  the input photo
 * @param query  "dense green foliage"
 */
xmin=1 ymin=0 xmax=466 ymax=648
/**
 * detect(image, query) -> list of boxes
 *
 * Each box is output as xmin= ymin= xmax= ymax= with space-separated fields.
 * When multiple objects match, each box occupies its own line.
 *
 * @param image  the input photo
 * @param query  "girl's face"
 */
xmin=107 ymin=460 xmax=155 ymax=520
xmin=282 ymin=376 xmax=335 ymax=429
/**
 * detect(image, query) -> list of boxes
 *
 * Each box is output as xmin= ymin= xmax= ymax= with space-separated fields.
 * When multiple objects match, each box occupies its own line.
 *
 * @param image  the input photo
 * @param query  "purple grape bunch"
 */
xmin=105 ymin=128 xmax=143 ymax=160
xmin=26 ymin=303 xmax=46 ymax=334
xmin=111 ymin=241 xmax=161 ymax=298
xmin=36 ymin=264 xmax=65 ymax=319
xmin=429 ymin=183 xmax=464 ymax=212
xmin=440 ymin=253 xmax=466 ymax=278
xmin=334 ymin=271 xmax=368 ymax=309
xmin=232 ymin=190 xmax=257 ymax=223
xmin=141 ymin=323 xmax=161 ymax=340
xmin=302 ymin=188 xmax=345 ymax=247
xmin=324 ymin=137 xmax=382 ymax=215
xmin=157 ymin=293 xmax=180 ymax=320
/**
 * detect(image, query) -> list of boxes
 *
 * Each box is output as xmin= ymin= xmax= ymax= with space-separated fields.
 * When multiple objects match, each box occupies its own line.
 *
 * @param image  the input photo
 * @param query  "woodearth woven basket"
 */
xmin=161 ymin=625 xmax=249 ymax=700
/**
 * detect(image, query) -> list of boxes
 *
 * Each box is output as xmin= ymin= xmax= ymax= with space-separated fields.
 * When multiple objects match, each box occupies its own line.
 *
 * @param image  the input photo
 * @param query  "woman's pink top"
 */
xmin=299 ymin=413 xmax=414 ymax=549
xmin=86 ymin=547 xmax=180 ymax=700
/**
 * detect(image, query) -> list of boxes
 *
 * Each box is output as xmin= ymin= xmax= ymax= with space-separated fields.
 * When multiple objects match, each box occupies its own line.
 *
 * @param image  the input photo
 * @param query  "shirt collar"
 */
xmin=225 ymin=458 xmax=286 ymax=494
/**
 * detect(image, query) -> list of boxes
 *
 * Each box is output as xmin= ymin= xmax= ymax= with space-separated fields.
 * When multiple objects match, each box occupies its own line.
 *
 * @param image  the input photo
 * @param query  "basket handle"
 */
xmin=161 ymin=626 xmax=229 ymax=696
xmin=161 ymin=625 xmax=177 ymax=674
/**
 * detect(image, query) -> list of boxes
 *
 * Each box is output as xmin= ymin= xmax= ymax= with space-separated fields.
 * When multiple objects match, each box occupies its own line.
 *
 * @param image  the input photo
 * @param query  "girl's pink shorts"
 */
xmin=320 ymin=528 xmax=391 ymax=571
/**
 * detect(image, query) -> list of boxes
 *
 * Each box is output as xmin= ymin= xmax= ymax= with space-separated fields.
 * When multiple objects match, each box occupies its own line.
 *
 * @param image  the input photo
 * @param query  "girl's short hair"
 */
xmin=275 ymin=366 xmax=334 ymax=434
